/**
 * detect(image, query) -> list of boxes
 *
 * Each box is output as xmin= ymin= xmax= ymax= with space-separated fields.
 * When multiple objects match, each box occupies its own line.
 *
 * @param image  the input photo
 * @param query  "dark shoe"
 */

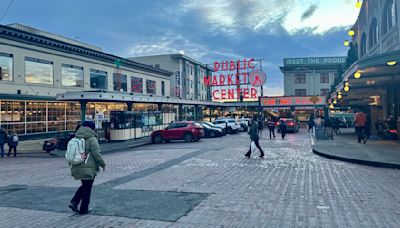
xmin=68 ymin=203 xmax=79 ymax=213
xmin=259 ymin=155 xmax=264 ymax=158
xmin=244 ymin=155 xmax=250 ymax=158
xmin=363 ymin=138 xmax=368 ymax=144
xmin=78 ymin=208 xmax=92 ymax=215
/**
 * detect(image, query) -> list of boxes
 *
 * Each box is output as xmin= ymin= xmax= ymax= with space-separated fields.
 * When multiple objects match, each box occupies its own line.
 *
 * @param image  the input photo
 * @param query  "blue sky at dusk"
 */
xmin=0 ymin=0 xmax=360 ymax=95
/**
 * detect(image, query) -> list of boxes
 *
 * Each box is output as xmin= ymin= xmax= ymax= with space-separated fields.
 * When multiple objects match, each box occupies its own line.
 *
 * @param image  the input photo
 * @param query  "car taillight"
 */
xmin=289 ymin=122 xmax=294 ymax=126
xmin=276 ymin=122 xmax=280 ymax=125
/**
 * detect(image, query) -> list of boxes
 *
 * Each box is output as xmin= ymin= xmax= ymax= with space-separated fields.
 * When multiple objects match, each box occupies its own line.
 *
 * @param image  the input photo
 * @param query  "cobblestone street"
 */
xmin=0 ymin=129 xmax=400 ymax=227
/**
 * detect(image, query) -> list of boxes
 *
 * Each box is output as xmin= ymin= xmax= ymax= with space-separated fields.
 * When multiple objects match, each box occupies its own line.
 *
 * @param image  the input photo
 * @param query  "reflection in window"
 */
xmin=90 ymin=69 xmax=108 ymax=90
xmin=113 ymin=73 xmax=127 ymax=92
xmin=146 ymin=79 xmax=156 ymax=94
xmin=25 ymin=57 xmax=53 ymax=84
xmin=131 ymin=76 xmax=143 ymax=93
xmin=0 ymin=53 xmax=13 ymax=81
xmin=62 ymin=64 xmax=83 ymax=87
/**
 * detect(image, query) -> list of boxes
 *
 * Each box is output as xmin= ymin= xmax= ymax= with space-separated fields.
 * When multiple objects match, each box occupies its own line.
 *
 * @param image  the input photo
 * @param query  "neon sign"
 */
xmin=260 ymin=96 xmax=326 ymax=107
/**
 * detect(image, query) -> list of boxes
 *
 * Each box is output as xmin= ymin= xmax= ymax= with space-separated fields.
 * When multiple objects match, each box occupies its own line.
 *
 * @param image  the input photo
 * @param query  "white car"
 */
xmin=213 ymin=118 xmax=241 ymax=134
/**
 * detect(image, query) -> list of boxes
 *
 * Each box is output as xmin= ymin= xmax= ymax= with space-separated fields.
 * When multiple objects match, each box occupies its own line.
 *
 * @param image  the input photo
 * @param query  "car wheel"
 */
xmin=152 ymin=135 xmax=163 ymax=144
xmin=210 ymin=131 xmax=215 ymax=137
xmin=184 ymin=133 xmax=193 ymax=142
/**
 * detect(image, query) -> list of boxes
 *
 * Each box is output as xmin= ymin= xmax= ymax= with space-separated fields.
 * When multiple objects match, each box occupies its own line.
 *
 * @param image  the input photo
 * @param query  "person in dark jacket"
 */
xmin=245 ymin=117 xmax=265 ymax=158
xmin=307 ymin=117 xmax=314 ymax=134
xmin=69 ymin=121 xmax=106 ymax=215
xmin=267 ymin=118 xmax=276 ymax=139
xmin=0 ymin=126 xmax=7 ymax=159
xmin=325 ymin=117 xmax=334 ymax=140
xmin=7 ymin=131 xmax=18 ymax=157
xmin=279 ymin=120 xmax=287 ymax=139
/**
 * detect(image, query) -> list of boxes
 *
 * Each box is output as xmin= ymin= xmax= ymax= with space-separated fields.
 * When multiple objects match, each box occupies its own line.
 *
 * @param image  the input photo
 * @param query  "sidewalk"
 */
xmin=312 ymin=128 xmax=400 ymax=168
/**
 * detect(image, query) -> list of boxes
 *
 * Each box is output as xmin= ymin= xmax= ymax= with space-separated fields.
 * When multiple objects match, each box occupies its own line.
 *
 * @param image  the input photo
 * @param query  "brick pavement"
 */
xmin=0 ymin=129 xmax=399 ymax=227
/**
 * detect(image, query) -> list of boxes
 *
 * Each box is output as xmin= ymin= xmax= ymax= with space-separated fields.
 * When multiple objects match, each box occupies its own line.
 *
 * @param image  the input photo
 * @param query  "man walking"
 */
xmin=354 ymin=110 xmax=368 ymax=144
xmin=245 ymin=117 xmax=265 ymax=158
xmin=267 ymin=117 xmax=276 ymax=139
xmin=69 ymin=121 xmax=106 ymax=215
xmin=279 ymin=120 xmax=287 ymax=139
xmin=0 ymin=126 xmax=7 ymax=159
xmin=325 ymin=117 xmax=334 ymax=140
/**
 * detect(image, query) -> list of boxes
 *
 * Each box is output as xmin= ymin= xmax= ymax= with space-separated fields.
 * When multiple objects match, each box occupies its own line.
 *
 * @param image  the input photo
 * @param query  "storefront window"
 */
xmin=90 ymin=69 xmax=108 ymax=90
xmin=25 ymin=57 xmax=53 ymax=84
xmin=0 ymin=100 xmax=25 ymax=123
xmin=131 ymin=76 xmax=143 ymax=93
xmin=66 ymin=102 xmax=81 ymax=121
xmin=26 ymin=122 xmax=46 ymax=134
xmin=146 ymin=79 xmax=156 ymax=94
xmin=113 ymin=73 xmax=127 ymax=92
xmin=62 ymin=64 xmax=84 ymax=87
xmin=48 ymin=102 xmax=66 ymax=121
xmin=0 ymin=53 xmax=13 ymax=81
xmin=26 ymin=102 xmax=47 ymax=122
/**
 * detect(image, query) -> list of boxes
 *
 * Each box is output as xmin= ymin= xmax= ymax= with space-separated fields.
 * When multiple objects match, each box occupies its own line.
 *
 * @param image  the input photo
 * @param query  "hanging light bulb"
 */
xmin=344 ymin=40 xmax=350 ymax=46
xmin=333 ymin=99 xmax=337 ymax=104
xmin=356 ymin=0 xmax=362 ymax=9
xmin=348 ymin=30 xmax=355 ymax=36
xmin=387 ymin=61 xmax=397 ymax=66
xmin=354 ymin=71 xmax=361 ymax=79
xmin=338 ymin=94 xmax=342 ymax=99
xmin=344 ymin=86 xmax=350 ymax=92
xmin=329 ymin=104 xmax=334 ymax=109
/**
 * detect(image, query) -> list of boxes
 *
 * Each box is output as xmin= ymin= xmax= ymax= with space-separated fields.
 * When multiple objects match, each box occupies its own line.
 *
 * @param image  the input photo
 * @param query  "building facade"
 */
xmin=129 ymin=54 xmax=212 ymax=101
xmin=0 ymin=24 xmax=174 ymax=137
xmin=281 ymin=57 xmax=346 ymax=97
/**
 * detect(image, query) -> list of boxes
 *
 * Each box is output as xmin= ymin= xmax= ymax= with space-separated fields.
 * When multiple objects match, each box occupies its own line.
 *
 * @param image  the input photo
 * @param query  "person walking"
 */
xmin=354 ymin=110 xmax=368 ymax=144
xmin=325 ymin=117 xmax=334 ymax=140
xmin=7 ymin=131 xmax=18 ymax=157
xmin=0 ymin=126 xmax=7 ymax=159
xmin=267 ymin=118 xmax=276 ymax=139
xmin=69 ymin=121 xmax=106 ymax=215
xmin=307 ymin=116 xmax=314 ymax=134
xmin=279 ymin=120 xmax=287 ymax=139
xmin=245 ymin=117 xmax=265 ymax=158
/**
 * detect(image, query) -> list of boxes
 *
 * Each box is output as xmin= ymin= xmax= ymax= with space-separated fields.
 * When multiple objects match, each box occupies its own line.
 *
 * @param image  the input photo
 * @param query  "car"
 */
xmin=213 ymin=118 xmax=241 ymax=134
xmin=151 ymin=121 xmax=204 ymax=143
xmin=277 ymin=118 xmax=300 ymax=133
xmin=200 ymin=121 xmax=226 ymax=135
xmin=198 ymin=122 xmax=224 ymax=137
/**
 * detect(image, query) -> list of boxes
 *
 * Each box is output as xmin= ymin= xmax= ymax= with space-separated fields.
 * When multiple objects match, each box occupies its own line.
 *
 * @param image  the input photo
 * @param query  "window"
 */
xmin=360 ymin=33 xmax=367 ymax=57
xmin=382 ymin=0 xmax=397 ymax=35
xmin=146 ymin=79 xmax=156 ymax=94
xmin=161 ymin=81 xmax=165 ymax=96
xmin=61 ymin=64 xmax=83 ymax=87
xmin=90 ymin=69 xmax=108 ymax=90
xmin=320 ymin=73 xmax=329 ymax=83
xmin=369 ymin=18 xmax=378 ymax=48
xmin=131 ymin=76 xmax=143 ymax=93
xmin=113 ymin=73 xmax=127 ymax=92
xmin=0 ymin=53 xmax=13 ymax=81
xmin=295 ymin=89 xmax=307 ymax=96
xmin=25 ymin=57 xmax=53 ymax=84
xmin=294 ymin=74 xmax=306 ymax=84
xmin=320 ymin=89 xmax=330 ymax=96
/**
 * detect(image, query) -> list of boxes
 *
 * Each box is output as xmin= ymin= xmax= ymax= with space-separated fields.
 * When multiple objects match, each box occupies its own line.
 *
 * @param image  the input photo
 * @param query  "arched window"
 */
xmin=382 ymin=0 xmax=397 ymax=35
xmin=360 ymin=33 xmax=367 ymax=57
xmin=369 ymin=18 xmax=378 ymax=48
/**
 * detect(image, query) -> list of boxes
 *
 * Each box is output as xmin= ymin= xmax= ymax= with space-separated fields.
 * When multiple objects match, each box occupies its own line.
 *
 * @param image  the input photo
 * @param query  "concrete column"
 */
xmin=127 ymin=102 xmax=133 ymax=111
xmin=194 ymin=105 xmax=199 ymax=121
xmin=157 ymin=103 xmax=162 ymax=111
xmin=178 ymin=104 xmax=183 ymax=121
xmin=80 ymin=101 xmax=87 ymax=122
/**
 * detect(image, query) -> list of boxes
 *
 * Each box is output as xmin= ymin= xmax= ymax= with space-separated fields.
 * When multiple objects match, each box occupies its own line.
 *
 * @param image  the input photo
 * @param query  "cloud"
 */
xmin=301 ymin=4 xmax=318 ymax=21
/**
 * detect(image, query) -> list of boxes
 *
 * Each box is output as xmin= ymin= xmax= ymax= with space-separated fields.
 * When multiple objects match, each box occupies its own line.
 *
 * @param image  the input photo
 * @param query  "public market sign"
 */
xmin=204 ymin=58 xmax=266 ymax=102
xmin=260 ymin=96 xmax=326 ymax=107
xmin=284 ymin=57 xmax=346 ymax=66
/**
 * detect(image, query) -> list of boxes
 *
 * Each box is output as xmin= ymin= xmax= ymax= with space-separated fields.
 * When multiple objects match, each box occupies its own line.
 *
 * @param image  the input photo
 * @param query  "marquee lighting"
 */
xmin=344 ymin=86 xmax=350 ymax=91
xmin=333 ymin=99 xmax=337 ymax=104
xmin=344 ymin=40 xmax=350 ymax=46
xmin=356 ymin=0 xmax=362 ymax=8
xmin=345 ymin=82 xmax=349 ymax=86
xmin=387 ymin=61 xmax=397 ymax=66
xmin=354 ymin=71 xmax=361 ymax=79
xmin=348 ymin=30 xmax=355 ymax=36
xmin=329 ymin=104 xmax=334 ymax=109
xmin=338 ymin=94 xmax=342 ymax=99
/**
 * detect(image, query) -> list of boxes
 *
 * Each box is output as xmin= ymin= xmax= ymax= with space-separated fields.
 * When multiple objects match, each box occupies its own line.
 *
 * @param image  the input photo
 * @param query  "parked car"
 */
xmin=213 ymin=118 xmax=241 ymax=134
xmin=201 ymin=121 xmax=227 ymax=135
xmin=198 ymin=122 xmax=224 ymax=137
xmin=42 ymin=132 xmax=74 ymax=153
xmin=277 ymin=118 xmax=300 ymax=133
xmin=151 ymin=121 xmax=204 ymax=143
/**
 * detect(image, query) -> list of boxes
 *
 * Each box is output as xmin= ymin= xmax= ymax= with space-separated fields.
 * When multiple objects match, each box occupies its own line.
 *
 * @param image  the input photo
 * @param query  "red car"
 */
xmin=276 ymin=118 xmax=300 ymax=133
xmin=151 ymin=121 xmax=204 ymax=143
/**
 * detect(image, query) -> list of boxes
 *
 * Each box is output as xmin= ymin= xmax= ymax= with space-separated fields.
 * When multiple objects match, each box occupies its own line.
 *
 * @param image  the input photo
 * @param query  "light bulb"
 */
xmin=354 ymin=71 xmax=361 ymax=79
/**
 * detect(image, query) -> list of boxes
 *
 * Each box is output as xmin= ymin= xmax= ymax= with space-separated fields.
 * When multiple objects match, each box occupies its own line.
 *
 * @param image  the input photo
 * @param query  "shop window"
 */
xmin=320 ymin=89 xmax=330 ymax=96
xmin=26 ymin=122 xmax=46 ymax=134
xmin=26 ymin=102 xmax=47 ymax=122
xmin=0 ymin=53 xmax=13 ymax=81
xmin=146 ymin=79 xmax=156 ymax=94
xmin=48 ymin=102 xmax=66 ymax=121
xmin=320 ymin=73 xmax=329 ymax=83
xmin=294 ymin=74 xmax=306 ymax=84
xmin=90 ymin=69 xmax=108 ymax=90
xmin=62 ymin=64 xmax=84 ymax=87
xmin=382 ymin=0 xmax=397 ymax=35
xmin=66 ymin=102 xmax=81 ymax=121
xmin=0 ymin=100 xmax=25 ymax=123
xmin=360 ymin=33 xmax=367 ymax=57
xmin=113 ymin=73 xmax=127 ymax=92
xmin=25 ymin=57 xmax=53 ymax=84
xmin=131 ymin=76 xmax=143 ymax=93
xmin=295 ymin=89 xmax=307 ymax=96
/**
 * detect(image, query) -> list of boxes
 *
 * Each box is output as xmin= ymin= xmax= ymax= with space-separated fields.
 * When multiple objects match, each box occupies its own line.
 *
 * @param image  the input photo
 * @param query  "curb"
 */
xmin=312 ymin=147 xmax=400 ymax=169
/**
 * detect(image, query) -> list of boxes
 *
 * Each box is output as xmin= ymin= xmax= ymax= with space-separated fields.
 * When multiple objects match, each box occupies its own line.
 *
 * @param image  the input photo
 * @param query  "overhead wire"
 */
xmin=0 ymin=0 xmax=14 ymax=24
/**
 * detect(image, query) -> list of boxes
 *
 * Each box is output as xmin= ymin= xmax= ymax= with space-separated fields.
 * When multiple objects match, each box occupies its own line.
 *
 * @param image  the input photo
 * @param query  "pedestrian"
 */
xmin=0 ymin=126 xmax=7 ymax=159
xmin=267 ymin=118 xmax=276 ymax=139
xmin=7 ymin=131 xmax=18 ymax=157
xmin=354 ymin=110 xmax=367 ymax=144
xmin=333 ymin=118 xmax=341 ymax=135
xmin=245 ymin=117 xmax=265 ymax=158
xmin=307 ymin=116 xmax=314 ymax=134
xmin=325 ymin=117 xmax=334 ymax=140
xmin=69 ymin=121 xmax=106 ymax=215
xmin=279 ymin=119 xmax=287 ymax=139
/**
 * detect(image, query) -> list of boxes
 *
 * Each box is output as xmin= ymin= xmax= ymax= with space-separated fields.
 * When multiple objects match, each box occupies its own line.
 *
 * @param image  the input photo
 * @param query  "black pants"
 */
xmin=71 ymin=179 xmax=94 ymax=212
xmin=8 ymin=146 xmax=16 ymax=157
xmin=355 ymin=126 xmax=366 ymax=143
xmin=245 ymin=138 xmax=264 ymax=157
xmin=268 ymin=127 xmax=275 ymax=139
xmin=281 ymin=131 xmax=286 ymax=139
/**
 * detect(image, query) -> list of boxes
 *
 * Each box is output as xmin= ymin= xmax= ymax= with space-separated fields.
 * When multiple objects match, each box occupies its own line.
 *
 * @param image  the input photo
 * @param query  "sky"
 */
xmin=0 ymin=0 xmax=360 ymax=96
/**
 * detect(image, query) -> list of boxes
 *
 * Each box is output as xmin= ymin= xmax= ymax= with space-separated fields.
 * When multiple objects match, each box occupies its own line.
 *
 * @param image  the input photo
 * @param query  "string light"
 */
xmin=348 ymin=30 xmax=355 ymax=36
xmin=354 ymin=71 xmax=361 ymax=79
xmin=356 ymin=0 xmax=362 ymax=8
xmin=344 ymin=40 xmax=350 ymax=46
xmin=387 ymin=61 xmax=397 ymax=66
